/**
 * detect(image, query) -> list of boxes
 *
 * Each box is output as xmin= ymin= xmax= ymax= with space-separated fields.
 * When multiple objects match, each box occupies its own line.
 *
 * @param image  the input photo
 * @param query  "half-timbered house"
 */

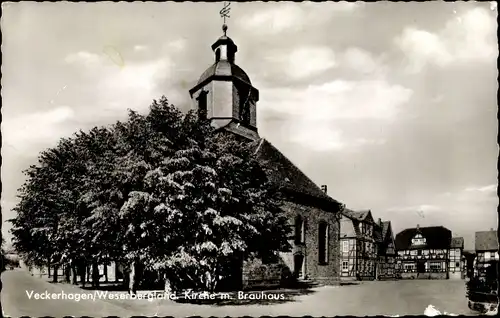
xmin=374 ymin=219 xmax=397 ymax=280
xmin=339 ymin=210 xmax=378 ymax=280
xmin=448 ymin=237 xmax=465 ymax=279
xmin=395 ymin=225 xmax=454 ymax=279
xmin=474 ymin=230 xmax=499 ymax=278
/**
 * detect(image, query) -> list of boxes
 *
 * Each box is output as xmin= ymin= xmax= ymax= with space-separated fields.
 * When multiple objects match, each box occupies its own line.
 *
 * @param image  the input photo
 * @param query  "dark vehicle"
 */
xmin=466 ymin=260 xmax=498 ymax=313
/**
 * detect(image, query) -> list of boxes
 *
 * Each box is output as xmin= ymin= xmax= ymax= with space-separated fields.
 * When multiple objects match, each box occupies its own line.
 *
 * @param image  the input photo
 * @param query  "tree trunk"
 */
xmin=87 ymin=265 xmax=91 ymax=283
xmin=71 ymin=264 xmax=78 ymax=284
xmin=128 ymin=260 xmax=139 ymax=295
xmin=104 ymin=263 xmax=108 ymax=283
xmin=164 ymin=273 xmax=172 ymax=294
xmin=92 ymin=260 xmax=100 ymax=288
xmin=65 ymin=264 xmax=71 ymax=283
xmin=79 ymin=262 xmax=87 ymax=287
xmin=121 ymin=264 xmax=129 ymax=288
xmin=52 ymin=265 xmax=59 ymax=283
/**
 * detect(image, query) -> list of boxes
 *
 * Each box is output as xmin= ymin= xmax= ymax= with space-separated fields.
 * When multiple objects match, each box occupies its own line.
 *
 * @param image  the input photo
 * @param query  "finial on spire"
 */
xmin=219 ymin=1 xmax=231 ymax=36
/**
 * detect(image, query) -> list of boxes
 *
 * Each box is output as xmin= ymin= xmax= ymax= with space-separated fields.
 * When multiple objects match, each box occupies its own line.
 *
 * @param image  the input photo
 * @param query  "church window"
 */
xmin=295 ymin=215 xmax=305 ymax=244
xmin=239 ymin=88 xmax=251 ymax=125
xmin=228 ymin=50 xmax=235 ymax=63
xmin=215 ymin=48 xmax=220 ymax=62
xmin=196 ymin=90 xmax=208 ymax=120
xmin=318 ymin=221 xmax=329 ymax=265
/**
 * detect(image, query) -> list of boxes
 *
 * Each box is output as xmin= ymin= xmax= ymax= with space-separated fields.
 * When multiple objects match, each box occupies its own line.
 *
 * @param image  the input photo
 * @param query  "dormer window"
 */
xmin=411 ymin=233 xmax=426 ymax=246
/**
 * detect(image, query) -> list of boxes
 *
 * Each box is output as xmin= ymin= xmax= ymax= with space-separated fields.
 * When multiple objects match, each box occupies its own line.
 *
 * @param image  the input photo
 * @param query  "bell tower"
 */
xmin=189 ymin=4 xmax=259 ymax=141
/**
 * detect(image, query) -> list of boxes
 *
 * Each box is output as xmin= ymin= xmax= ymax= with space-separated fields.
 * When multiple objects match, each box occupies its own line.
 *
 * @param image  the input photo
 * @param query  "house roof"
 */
xmin=342 ymin=209 xmax=374 ymax=222
xmin=251 ymin=138 xmax=341 ymax=210
xmin=451 ymin=237 xmax=464 ymax=249
xmin=475 ymin=230 xmax=498 ymax=251
xmin=395 ymin=226 xmax=452 ymax=250
xmin=382 ymin=221 xmax=391 ymax=239
xmin=373 ymin=223 xmax=383 ymax=243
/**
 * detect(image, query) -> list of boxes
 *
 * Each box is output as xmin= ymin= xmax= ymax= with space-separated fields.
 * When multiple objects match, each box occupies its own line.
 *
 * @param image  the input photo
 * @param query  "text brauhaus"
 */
xmin=237 ymin=291 xmax=285 ymax=300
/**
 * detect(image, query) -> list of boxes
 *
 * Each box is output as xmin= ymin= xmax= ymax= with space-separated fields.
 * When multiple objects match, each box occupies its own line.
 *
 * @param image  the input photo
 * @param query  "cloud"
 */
xmin=64 ymin=51 xmax=102 ymax=65
xmin=134 ymin=45 xmax=148 ymax=52
xmin=258 ymin=78 xmax=412 ymax=151
xmin=63 ymin=49 xmax=175 ymax=116
xmin=2 ymin=106 xmax=76 ymax=154
xmin=164 ymin=38 xmax=187 ymax=52
xmin=239 ymin=2 xmax=361 ymax=35
xmin=395 ymin=7 xmax=498 ymax=73
xmin=239 ymin=5 xmax=303 ymax=34
xmin=261 ymin=79 xmax=413 ymax=121
xmin=94 ymin=57 xmax=175 ymax=115
xmin=341 ymin=47 xmax=386 ymax=76
xmin=388 ymin=204 xmax=443 ymax=213
xmin=465 ymin=184 xmax=497 ymax=193
xmin=285 ymin=46 xmax=337 ymax=79
xmin=2 ymin=51 xmax=177 ymax=155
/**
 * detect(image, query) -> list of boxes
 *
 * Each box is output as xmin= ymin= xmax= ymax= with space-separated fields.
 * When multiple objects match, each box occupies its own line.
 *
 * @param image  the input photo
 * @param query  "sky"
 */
xmin=1 ymin=1 xmax=498 ymax=250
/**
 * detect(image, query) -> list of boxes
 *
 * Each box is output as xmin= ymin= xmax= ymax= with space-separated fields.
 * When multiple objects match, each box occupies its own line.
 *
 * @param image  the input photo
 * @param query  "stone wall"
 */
xmin=242 ymin=258 xmax=282 ymax=290
xmin=282 ymin=200 xmax=341 ymax=285
xmin=241 ymin=199 xmax=341 ymax=288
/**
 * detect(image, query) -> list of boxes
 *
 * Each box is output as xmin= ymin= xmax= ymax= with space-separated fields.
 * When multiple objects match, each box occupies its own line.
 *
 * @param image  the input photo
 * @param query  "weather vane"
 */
xmin=219 ymin=1 xmax=231 ymax=35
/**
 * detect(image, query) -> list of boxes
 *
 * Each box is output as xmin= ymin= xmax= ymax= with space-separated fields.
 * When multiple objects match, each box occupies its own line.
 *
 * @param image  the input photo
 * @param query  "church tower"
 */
xmin=189 ymin=23 xmax=260 ymax=141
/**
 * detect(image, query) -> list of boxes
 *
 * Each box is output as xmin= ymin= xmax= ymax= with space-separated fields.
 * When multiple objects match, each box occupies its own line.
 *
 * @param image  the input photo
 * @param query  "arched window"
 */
xmin=228 ymin=50 xmax=235 ymax=63
xmin=196 ymin=90 xmax=208 ymax=120
xmin=318 ymin=221 xmax=329 ymax=265
xmin=239 ymin=88 xmax=251 ymax=125
xmin=295 ymin=215 xmax=305 ymax=244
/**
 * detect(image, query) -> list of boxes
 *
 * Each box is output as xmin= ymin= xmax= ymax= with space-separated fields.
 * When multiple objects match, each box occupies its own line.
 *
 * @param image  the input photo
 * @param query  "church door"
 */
xmin=294 ymin=254 xmax=304 ymax=278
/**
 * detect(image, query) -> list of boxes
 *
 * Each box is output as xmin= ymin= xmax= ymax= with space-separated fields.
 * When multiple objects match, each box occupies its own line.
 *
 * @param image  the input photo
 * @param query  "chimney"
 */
xmin=491 ymin=228 xmax=494 ymax=231
xmin=416 ymin=224 xmax=420 ymax=230
xmin=321 ymin=185 xmax=327 ymax=193
xmin=378 ymin=218 xmax=382 ymax=226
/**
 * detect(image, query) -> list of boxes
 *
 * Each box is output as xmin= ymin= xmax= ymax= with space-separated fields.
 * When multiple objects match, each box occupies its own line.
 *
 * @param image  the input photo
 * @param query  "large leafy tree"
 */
xmin=10 ymin=96 xmax=292 ymax=294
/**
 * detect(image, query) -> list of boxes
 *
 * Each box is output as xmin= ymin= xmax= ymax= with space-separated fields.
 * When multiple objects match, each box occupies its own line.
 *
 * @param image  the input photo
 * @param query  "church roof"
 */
xmin=197 ymin=60 xmax=251 ymax=85
xmin=251 ymin=138 xmax=340 ymax=209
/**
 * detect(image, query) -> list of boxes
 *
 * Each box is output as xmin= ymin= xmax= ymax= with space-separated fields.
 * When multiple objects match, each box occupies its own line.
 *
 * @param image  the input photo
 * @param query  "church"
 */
xmin=188 ymin=23 xmax=344 ymax=288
